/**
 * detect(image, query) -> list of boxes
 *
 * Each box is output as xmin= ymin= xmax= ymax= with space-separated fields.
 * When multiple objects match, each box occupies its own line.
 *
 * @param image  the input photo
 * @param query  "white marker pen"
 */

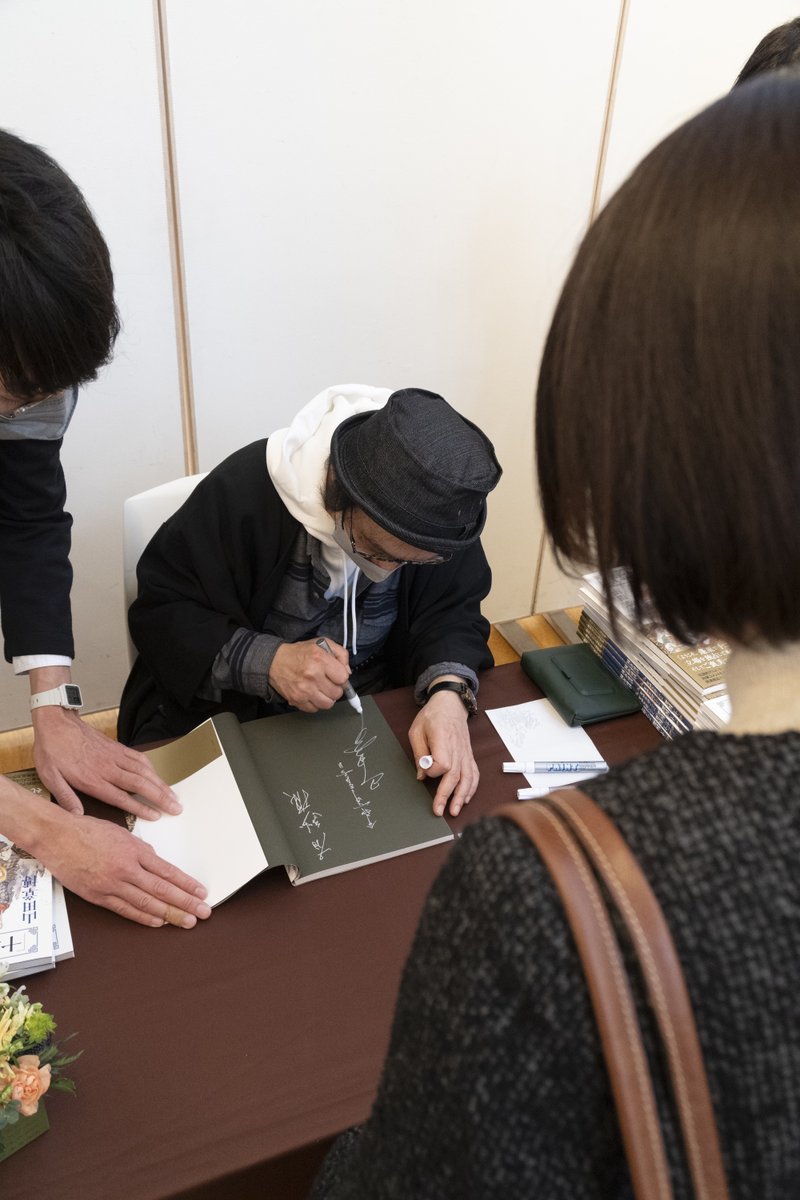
xmin=503 ymin=760 xmax=608 ymax=774
xmin=315 ymin=637 xmax=362 ymax=715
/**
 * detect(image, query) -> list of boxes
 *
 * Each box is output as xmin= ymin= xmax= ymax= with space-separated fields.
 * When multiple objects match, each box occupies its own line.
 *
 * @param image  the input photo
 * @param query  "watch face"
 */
xmin=63 ymin=684 xmax=82 ymax=707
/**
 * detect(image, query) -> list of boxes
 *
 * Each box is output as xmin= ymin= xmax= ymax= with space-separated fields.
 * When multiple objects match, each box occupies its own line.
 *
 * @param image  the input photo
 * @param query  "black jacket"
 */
xmin=119 ymin=439 xmax=493 ymax=744
xmin=0 ymin=436 xmax=73 ymax=661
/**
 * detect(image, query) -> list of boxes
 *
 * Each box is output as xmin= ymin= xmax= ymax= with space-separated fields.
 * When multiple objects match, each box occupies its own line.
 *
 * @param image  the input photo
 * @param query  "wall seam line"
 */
xmin=153 ymin=0 xmax=199 ymax=476
xmin=530 ymin=0 xmax=630 ymax=615
xmin=588 ymin=0 xmax=631 ymax=222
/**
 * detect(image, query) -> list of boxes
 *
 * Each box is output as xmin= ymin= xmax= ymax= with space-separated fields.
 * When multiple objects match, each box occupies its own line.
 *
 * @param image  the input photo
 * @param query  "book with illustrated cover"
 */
xmin=0 ymin=770 xmax=75 ymax=981
xmin=581 ymin=571 xmax=729 ymax=696
xmin=580 ymin=596 xmax=702 ymax=719
xmin=133 ymin=696 xmax=453 ymax=906
xmin=578 ymin=610 xmax=692 ymax=741
xmin=0 ymin=834 xmax=52 ymax=979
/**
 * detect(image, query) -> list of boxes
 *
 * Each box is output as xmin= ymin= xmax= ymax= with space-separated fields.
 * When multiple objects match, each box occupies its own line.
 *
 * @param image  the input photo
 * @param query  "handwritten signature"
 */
xmin=335 ymin=719 xmax=385 ymax=829
xmin=335 ymin=762 xmax=377 ymax=829
xmin=283 ymin=787 xmax=332 ymax=861
xmin=342 ymin=722 xmax=384 ymax=791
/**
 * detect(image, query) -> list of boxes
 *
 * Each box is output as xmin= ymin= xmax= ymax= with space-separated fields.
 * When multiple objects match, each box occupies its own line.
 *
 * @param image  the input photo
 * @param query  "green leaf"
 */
xmin=49 ymin=1078 xmax=77 ymax=1096
xmin=52 ymin=1050 xmax=83 ymax=1069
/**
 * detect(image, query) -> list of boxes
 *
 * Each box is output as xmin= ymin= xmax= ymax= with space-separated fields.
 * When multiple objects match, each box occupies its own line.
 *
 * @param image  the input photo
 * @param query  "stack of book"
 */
xmin=0 ymin=771 xmax=74 ymax=981
xmin=578 ymin=572 xmax=730 ymax=740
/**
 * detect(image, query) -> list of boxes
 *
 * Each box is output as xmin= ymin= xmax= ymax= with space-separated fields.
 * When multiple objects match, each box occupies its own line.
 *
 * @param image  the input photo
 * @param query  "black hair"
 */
xmin=736 ymin=17 xmax=800 ymax=85
xmin=320 ymin=462 xmax=357 ymax=515
xmin=536 ymin=74 xmax=800 ymax=645
xmin=0 ymin=129 xmax=119 ymax=400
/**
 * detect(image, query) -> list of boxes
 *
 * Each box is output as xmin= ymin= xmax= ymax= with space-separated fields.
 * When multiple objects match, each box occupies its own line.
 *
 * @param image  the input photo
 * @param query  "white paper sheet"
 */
xmin=486 ymin=698 xmax=608 ymax=792
xmin=133 ymin=755 xmax=269 ymax=907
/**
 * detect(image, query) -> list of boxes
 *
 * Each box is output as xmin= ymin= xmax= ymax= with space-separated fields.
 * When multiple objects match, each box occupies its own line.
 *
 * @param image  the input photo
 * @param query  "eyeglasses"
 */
xmin=0 ymin=389 xmax=60 ymax=417
xmin=348 ymin=510 xmax=452 ymax=567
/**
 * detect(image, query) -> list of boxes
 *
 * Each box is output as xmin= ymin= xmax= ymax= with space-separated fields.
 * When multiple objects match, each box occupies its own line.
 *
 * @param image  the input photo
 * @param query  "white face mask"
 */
xmin=332 ymin=513 xmax=396 ymax=583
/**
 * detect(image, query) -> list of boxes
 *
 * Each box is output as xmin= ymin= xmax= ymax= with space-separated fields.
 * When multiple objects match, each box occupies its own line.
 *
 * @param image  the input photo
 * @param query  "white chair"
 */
xmin=122 ymin=473 xmax=207 ymax=666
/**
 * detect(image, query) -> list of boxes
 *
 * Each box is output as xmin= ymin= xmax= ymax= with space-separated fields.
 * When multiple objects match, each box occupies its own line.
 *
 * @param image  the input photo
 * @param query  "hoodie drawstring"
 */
xmin=341 ymin=551 xmax=360 ymax=658
xmin=350 ymin=569 xmax=359 ymax=657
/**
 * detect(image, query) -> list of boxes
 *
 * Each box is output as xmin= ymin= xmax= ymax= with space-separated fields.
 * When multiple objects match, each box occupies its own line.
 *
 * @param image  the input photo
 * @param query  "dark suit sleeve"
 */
xmin=0 ymin=436 xmax=74 ymax=661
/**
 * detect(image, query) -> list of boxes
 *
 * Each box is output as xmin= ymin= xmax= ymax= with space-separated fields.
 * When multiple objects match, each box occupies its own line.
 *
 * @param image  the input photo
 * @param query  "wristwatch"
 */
xmin=30 ymin=683 xmax=84 ymax=711
xmin=425 ymin=679 xmax=478 ymax=716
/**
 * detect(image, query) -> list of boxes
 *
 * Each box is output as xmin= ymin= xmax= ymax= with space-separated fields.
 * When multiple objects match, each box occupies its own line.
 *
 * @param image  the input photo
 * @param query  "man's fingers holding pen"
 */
xmin=269 ymin=640 xmax=351 ymax=710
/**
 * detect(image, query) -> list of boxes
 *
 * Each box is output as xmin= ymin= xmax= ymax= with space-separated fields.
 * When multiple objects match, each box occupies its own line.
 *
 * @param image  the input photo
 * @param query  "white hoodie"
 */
xmin=266 ymin=384 xmax=392 ymax=653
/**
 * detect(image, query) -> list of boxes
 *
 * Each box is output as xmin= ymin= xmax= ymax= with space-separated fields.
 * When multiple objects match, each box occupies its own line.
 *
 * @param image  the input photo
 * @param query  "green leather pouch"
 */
xmin=521 ymin=643 xmax=640 ymax=726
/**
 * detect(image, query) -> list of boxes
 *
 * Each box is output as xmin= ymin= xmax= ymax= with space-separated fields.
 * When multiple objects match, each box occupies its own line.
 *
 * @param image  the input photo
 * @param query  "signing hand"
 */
xmin=408 ymin=689 xmax=479 ymax=818
xmin=32 ymin=707 xmax=180 ymax=820
xmin=268 ymin=638 xmax=351 ymax=712
xmin=35 ymin=806 xmax=211 ymax=928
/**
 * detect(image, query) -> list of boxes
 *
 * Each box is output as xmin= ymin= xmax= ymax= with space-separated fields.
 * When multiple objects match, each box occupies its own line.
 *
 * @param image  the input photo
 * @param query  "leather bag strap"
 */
xmin=549 ymin=788 xmax=730 ymax=1200
xmin=499 ymin=788 xmax=730 ymax=1200
xmin=499 ymin=797 xmax=674 ymax=1200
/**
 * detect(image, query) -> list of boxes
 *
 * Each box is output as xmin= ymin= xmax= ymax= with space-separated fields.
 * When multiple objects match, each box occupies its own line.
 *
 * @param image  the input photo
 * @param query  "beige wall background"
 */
xmin=0 ymin=0 xmax=795 ymax=729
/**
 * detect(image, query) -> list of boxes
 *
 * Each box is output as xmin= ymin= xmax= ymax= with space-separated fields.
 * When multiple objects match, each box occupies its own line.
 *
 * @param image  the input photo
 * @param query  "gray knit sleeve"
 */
xmin=208 ymin=628 xmax=283 ymax=699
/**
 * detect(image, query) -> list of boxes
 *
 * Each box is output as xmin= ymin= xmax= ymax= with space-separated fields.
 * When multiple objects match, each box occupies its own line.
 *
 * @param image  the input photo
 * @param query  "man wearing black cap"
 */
xmin=119 ymin=385 xmax=502 ymax=816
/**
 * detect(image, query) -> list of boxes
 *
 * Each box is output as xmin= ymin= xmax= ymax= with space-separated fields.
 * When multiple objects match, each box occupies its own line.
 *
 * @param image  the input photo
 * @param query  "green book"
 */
xmin=132 ymin=697 xmax=452 ymax=904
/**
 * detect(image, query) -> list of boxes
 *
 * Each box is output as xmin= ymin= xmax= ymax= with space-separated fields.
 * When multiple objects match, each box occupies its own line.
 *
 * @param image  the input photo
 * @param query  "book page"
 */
xmin=210 ymin=711 xmax=294 ymax=870
xmin=134 ymin=722 xmax=268 ymax=906
xmin=52 ymin=882 xmax=74 ymax=962
xmin=241 ymin=696 xmax=452 ymax=883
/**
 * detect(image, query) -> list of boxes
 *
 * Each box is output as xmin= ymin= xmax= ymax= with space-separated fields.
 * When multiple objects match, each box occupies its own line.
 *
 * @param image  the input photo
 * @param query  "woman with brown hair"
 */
xmin=309 ymin=72 xmax=800 ymax=1198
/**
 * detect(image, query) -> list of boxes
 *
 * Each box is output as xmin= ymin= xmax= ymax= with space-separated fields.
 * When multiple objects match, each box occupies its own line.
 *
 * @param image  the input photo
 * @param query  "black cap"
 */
xmin=330 ymin=388 xmax=502 ymax=553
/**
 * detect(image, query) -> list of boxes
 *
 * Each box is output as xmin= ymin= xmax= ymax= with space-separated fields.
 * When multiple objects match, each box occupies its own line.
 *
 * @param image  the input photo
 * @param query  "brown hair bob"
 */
xmin=536 ymin=73 xmax=800 ymax=645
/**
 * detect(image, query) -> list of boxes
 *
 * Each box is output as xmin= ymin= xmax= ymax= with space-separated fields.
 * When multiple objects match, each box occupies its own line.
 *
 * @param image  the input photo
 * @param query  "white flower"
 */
xmin=0 ymin=994 xmax=30 ymax=1056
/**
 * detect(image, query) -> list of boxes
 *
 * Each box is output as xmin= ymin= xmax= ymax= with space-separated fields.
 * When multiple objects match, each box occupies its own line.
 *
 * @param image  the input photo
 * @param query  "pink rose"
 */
xmin=10 ymin=1054 xmax=51 ymax=1117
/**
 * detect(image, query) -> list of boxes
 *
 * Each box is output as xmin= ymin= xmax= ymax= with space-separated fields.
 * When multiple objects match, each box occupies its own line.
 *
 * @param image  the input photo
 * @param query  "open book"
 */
xmin=133 ymin=697 xmax=452 ymax=905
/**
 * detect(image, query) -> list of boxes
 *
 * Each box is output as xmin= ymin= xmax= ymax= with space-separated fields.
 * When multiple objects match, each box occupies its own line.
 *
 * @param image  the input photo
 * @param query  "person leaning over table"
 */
xmin=0 ymin=129 xmax=210 ymax=929
xmin=308 ymin=74 xmax=800 ymax=1199
xmin=118 ymin=385 xmax=502 ymax=817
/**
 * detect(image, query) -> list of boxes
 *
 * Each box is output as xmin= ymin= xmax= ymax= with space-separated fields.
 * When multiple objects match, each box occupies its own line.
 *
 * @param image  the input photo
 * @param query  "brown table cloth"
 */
xmin=2 ymin=662 xmax=661 ymax=1200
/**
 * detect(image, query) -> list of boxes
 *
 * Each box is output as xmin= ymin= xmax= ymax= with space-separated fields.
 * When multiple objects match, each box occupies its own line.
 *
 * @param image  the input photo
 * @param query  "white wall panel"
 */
xmin=0 ymin=0 xmax=184 ymax=728
xmin=602 ymin=2 xmax=798 ymax=203
xmin=166 ymin=0 xmax=622 ymax=623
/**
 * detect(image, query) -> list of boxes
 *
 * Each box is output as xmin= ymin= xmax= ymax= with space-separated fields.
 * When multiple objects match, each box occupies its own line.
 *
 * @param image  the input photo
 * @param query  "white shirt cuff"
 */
xmin=13 ymin=654 xmax=73 ymax=676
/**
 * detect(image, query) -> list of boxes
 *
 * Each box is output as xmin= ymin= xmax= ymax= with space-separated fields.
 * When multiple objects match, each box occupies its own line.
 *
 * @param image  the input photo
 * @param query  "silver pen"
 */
xmin=315 ymin=637 xmax=363 ymax=715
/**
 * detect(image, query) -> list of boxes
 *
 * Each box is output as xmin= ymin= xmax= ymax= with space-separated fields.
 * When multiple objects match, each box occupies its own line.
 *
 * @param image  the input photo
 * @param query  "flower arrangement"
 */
xmin=0 ymin=978 xmax=79 ymax=1157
